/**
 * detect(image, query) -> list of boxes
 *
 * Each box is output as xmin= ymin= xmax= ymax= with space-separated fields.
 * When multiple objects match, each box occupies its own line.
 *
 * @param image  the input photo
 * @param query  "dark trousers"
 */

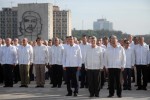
xmin=3 ymin=64 xmax=14 ymax=86
xmin=101 ymin=70 xmax=105 ymax=88
xmin=47 ymin=65 xmax=53 ymax=83
xmin=87 ymin=69 xmax=101 ymax=96
xmin=108 ymin=68 xmax=122 ymax=96
xmin=0 ymin=64 xmax=4 ymax=83
xmin=80 ymin=64 xmax=88 ymax=87
xmin=29 ymin=64 xmax=34 ymax=81
xmin=52 ymin=64 xmax=63 ymax=87
xmin=63 ymin=70 xmax=67 ymax=83
xmin=66 ymin=67 xmax=78 ymax=94
xmin=13 ymin=64 xmax=20 ymax=83
xmin=123 ymin=68 xmax=132 ymax=89
xmin=136 ymin=65 xmax=148 ymax=88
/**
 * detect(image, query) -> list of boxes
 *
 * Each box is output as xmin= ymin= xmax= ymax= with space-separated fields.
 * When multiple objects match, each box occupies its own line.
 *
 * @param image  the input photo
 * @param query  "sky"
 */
xmin=0 ymin=0 xmax=150 ymax=35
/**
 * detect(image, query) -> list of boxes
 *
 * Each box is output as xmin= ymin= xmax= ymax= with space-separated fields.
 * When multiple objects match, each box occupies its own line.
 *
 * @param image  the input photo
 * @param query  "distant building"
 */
xmin=0 ymin=8 xmax=18 ymax=39
xmin=93 ymin=19 xmax=113 ymax=31
xmin=53 ymin=6 xmax=72 ymax=39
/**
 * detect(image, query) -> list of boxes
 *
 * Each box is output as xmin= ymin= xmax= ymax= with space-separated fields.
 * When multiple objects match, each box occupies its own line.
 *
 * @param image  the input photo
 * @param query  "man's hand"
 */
xmin=77 ymin=67 xmax=81 ymax=71
xmin=121 ymin=67 xmax=124 ymax=72
xmin=63 ymin=67 xmax=66 ymax=71
xmin=106 ymin=68 xmax=108 ymax=73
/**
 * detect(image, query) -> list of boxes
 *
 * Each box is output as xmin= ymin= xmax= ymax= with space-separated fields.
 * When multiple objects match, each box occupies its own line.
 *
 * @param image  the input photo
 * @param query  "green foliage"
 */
xmin=72 ymin=30 xmax=150 ymax=45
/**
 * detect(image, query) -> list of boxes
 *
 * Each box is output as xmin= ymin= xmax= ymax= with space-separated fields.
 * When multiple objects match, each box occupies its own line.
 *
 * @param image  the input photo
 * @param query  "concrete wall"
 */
xmin=18 ymin=3 xmax=53 ymax=41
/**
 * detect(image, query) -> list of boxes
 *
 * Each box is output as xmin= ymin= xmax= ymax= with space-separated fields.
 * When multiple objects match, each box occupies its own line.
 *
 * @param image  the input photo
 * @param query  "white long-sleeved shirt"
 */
xmin=14 ymin=44 xmax=20 ymax=64
xmin=134 ymin=43 xmax=149 ymax=65
xmin=62 ymin=44 xmax=69 ymax=49
xmin=85 ymin=45 xmax=103 ymax=69
xmin=1 ymin=45 xmax=18 ymax=65
xmin=148 ymin=50 xmax=150 ymax=64
xmin=33 ymin=44 xmax=49 ymax=64
xmin=0 ymin=44 xmax=4 ymax=64
xmin=49 ymin=45 xmax=64 ymax=65
xmin=48 ymin=46 xmax=52 ymax=64
xmin=104 ymin=45 xmax=126 ymax=68
xmin=124 ymin=47 xmax=135 ymax=68
xmin=79 ymin=43 xmax=90 ymax=64
xmin=129 ymin=41 xmax=135 ymax=48
xmin=18 ymin=44 xmax=33 ymax=65
xmin=62 ymin=43 xmax=82 ymax=67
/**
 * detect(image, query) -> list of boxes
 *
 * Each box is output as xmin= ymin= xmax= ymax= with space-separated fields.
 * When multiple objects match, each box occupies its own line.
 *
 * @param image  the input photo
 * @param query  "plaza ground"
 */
xmin=0 ymin=81 xmax=150 ymax=100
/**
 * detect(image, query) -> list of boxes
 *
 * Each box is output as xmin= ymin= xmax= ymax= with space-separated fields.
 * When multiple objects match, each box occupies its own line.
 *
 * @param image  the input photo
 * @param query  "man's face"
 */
xmin=0 ymin=39 xmax=2 ymax=45
xmin=48 ymin=41 xmax=52 ymax=46
xmin=22 ymin=38 xmax=28 ymax=45
xmin=139 ymin=37 xmax=144 ymax=44
xmin=111 ymin=37 xmax=117 ymax=45
xmin=125 ymin=41 xmax=130 ymax=48
xmin=6 ymin=38 xmax=11 ymax=45
xmin=14 ymin=39 xmax=18 ymax=45
xmin=88 ymin=37 xmax=92 ymax=43
xmin=23 ymin=16 xmax=37 ymax=33
xmin=128 ymin=35 xmax=133 ymax=42
xmin=55 ymin=39 xmax=59 ymax=45
xmin=82 ymin=37 xmax=87 ymax=43
xmin=103 ymin=39 xmax=108 ymax=45
xmin=91 ymin=38 xmax=97 ymax=46
xmin=37 ymin=39 xmax=42 ymax=45
xmin=69 ymin=37 xmax=74 ymax=45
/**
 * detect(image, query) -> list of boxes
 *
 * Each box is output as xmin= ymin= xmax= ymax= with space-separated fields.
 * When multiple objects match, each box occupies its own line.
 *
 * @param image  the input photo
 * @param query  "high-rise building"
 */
xmin=0 ymin=8 xmax=18 ymax=39
xmin=93 ymin=19 xmax=113 ymax=31
xmin=53 ymin=6 xmax=72 ymax=39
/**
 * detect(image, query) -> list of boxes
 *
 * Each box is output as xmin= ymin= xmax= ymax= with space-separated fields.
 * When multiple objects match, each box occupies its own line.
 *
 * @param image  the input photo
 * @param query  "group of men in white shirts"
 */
xmin=0 ymin=34 xmax=149 ymax=98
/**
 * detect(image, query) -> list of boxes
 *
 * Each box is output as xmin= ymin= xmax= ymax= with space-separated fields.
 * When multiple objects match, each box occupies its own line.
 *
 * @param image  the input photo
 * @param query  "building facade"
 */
xmin=0 ymin=8 xmax=18 ymax=39
xmin=0 ymin=3 xmax=72 ymax=40
xmin=18 ymin=3 xmax=53 ymax=41
xmin=53 ymin=6 xmax=72 ymax=39
xmin=93 ymin=19 xmax=113 ymax=31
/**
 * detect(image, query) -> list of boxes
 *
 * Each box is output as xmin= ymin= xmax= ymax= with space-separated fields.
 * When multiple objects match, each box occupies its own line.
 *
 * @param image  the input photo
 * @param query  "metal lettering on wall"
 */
xmin=19 ymin=11 xmax=42 ymax=36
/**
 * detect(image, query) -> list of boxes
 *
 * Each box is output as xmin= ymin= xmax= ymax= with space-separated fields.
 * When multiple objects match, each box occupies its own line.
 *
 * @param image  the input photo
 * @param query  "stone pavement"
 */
xmin=0 ymin=81 xmax=150 ymax=100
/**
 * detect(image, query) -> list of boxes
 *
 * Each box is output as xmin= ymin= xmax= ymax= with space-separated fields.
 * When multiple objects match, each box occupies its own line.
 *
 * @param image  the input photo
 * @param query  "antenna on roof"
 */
xmin=10 ymin=1 xmax=13 ymax=8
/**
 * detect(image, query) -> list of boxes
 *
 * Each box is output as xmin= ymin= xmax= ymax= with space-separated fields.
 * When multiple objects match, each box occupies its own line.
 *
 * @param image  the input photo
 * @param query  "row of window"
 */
xmin=0 ymin=24 xmax=17 ymax=27
xmin=53 ymin=29 xmax=67 ymax=33
xmin=1 ymin=30 xmax=17 ymax=33
xmin=0 ymin=18 xmax=17 ymax=20
xmin=0 ymin=11 xmax=17 ymax=15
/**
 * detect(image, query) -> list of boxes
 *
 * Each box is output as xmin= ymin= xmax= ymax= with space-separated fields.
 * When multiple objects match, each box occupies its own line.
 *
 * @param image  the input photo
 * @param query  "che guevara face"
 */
xmin=23 ymin=16 xmax=37 ymax=33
